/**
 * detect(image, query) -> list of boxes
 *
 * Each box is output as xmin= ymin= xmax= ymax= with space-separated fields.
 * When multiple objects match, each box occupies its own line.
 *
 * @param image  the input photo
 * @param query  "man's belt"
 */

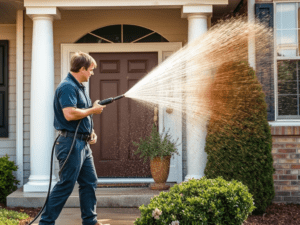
xmin=59 ymin=130 xmax=91 ymax=142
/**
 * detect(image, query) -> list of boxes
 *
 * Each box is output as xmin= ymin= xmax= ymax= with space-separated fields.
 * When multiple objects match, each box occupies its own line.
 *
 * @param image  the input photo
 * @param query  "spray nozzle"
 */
xmin=98 ymin=94 xmax=125 ymax=105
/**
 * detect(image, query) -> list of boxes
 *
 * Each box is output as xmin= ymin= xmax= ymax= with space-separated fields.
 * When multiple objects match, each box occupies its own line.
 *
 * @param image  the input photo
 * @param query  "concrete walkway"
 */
xmin=31 ymin=207 xmax=141 ymax=225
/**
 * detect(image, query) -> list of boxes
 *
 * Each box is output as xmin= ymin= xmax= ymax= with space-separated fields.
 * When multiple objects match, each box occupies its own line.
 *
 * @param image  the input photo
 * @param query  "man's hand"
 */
xmin=89 ymin=130 xmax=97 ymax=144
xmin=92 ymin=100 xmax=106 ymax=114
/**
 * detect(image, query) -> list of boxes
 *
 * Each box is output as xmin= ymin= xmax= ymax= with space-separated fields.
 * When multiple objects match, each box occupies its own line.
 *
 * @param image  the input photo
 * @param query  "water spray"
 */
xmin=29 ymin=16 xmax=273 ymax=224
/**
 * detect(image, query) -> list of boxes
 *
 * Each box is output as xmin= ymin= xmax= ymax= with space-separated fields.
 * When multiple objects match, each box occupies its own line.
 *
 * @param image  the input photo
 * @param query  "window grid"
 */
xmin=276 ymin=2 xmax=300 ymax=119
xmin=76 ymin=24 xmax=168 ymax=44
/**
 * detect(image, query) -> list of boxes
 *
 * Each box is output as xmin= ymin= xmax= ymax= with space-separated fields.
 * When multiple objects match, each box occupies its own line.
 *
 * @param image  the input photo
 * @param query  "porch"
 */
xmin=7 ymin=183 xmax=176 ymax=208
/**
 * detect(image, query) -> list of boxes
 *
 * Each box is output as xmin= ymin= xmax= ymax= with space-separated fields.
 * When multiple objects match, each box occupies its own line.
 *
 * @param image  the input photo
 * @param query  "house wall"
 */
xmin=0 ymin=24 xmax=17 ymax=169
xmin=23 ymin=8 xmax=188 ymax=182
xmin=253 ymin=1 xmax=300 ymax=204
xmin=271 ymin=128 xmax=300 ymax=203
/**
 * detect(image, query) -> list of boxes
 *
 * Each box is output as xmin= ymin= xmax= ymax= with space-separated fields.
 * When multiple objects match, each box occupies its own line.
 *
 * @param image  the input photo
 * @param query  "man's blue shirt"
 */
xmin=54 ymin=73 xmax=93 ymax=134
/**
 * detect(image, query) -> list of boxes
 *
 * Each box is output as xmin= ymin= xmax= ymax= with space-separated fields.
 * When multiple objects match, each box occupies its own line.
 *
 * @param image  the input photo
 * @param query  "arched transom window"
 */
xmin=76 ymin=24 xmax=169 ymax=43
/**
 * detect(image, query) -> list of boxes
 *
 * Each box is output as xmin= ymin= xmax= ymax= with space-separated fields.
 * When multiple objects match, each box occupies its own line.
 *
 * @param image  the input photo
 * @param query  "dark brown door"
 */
xmin=90 ymin=52 xmax=158 ymax=178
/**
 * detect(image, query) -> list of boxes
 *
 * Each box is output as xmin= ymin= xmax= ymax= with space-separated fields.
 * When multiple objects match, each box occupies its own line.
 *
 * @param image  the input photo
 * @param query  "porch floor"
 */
xmin=7 ymin=183 xmax=175 ymax=208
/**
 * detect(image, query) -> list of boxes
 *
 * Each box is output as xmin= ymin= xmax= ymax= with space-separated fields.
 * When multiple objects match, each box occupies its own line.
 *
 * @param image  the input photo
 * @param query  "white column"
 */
xmin=182 ymin=6 xmax=212 ymax=181
xmin=24 ymin=14 xmax=57 ymax=192
xmin=187 ymin=14 xmax=208 ymax=42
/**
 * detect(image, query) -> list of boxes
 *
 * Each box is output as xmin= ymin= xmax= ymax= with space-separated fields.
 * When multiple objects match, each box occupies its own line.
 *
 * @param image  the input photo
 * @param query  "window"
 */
xmin=76 ymin=24 xmax=168 ymax=43
xmin=276 ymin=3 xmax=300 ymax=119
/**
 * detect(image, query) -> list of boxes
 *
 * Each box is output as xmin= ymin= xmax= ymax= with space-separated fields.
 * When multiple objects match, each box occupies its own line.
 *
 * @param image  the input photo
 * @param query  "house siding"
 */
xmin=0 ymin=25 xmax=17 ymax=168
xmin=23 ymin=8 xmax=188 ymax=182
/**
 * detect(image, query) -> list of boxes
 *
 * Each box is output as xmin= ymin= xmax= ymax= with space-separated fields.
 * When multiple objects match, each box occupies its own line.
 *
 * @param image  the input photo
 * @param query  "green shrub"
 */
xmin=205 ymin=61 xmax=275 ymax=214
xmin=134 ymin=177 xmax=255 ymax=225
xmin=0 ymin=155 xmax=19 ymax=204
xmin=0 ymin=208 xmax=29 ymax=225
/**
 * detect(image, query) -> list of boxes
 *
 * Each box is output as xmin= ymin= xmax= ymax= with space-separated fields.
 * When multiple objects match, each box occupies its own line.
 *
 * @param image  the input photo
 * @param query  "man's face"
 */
xmin=81 ymin=64 xmax=95 ymax=82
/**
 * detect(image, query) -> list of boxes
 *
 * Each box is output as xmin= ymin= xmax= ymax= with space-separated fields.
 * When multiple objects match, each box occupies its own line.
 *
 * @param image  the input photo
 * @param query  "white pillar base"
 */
xmin=24 ymin=175 xmax=57 ymax=192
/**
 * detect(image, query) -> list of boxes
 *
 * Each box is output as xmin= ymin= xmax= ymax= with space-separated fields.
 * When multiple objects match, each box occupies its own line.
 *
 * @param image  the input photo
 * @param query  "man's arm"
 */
xmin=63 ymin=107 xmax=96 ymax=121
xmin=63 ymin=100 xmax=105 ymax=121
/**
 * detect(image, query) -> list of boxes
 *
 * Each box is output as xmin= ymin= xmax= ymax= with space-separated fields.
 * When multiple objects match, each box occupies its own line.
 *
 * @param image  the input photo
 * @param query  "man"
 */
xmin=39 ymin=52 xmax=105 ymax=225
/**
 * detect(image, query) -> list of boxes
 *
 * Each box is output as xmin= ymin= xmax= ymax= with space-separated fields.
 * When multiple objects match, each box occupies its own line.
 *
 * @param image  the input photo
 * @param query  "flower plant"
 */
xmin=134 ymin=177 xmax=255 ymax=225
xmin=133 ymin=123 xmax=180 ymax=163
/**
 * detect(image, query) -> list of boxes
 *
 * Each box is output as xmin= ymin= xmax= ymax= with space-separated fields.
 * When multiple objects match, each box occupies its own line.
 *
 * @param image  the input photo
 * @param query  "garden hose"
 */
xmin=28 ymin=119 xmax=82 ymax=225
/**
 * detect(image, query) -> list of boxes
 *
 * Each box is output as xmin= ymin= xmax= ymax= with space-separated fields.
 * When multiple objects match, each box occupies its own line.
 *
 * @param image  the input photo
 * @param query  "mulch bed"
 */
xmin=244 ymin=203 xmax=300 ymax=225
xmin=1 ymin=202 xmax=300 ymax=224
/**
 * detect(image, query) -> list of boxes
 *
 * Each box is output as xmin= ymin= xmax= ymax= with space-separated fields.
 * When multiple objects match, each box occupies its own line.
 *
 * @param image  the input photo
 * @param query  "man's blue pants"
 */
xmin=39 ymin=135 xmax=98 ymax=225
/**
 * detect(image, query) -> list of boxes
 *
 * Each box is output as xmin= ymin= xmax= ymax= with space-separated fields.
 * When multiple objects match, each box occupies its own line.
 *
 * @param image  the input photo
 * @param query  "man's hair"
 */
xmin=70 ymin=51 xmax=97 ymax=72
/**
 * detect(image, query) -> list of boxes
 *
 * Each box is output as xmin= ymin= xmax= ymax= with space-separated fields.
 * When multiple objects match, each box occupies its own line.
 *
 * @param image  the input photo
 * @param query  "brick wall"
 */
xmin=271 ymin=126 xmax=300 ymax=203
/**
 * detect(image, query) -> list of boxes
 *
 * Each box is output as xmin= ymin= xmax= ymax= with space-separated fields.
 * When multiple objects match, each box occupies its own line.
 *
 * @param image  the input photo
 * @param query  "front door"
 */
xmin=90 ymin=52 xmax=158 ymax=177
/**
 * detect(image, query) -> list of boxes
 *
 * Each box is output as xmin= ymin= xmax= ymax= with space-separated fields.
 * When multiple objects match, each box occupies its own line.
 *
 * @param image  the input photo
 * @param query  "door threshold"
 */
xmin=97 ymin=183 xmax=149 ymax=188
xmin=97 ymin=178 xmax=154 ymax=184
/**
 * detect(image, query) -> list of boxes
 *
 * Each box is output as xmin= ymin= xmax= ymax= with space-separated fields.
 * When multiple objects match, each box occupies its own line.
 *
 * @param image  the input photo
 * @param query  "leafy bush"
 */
xmin=205 ymin=61 xmax=275 ymax=214
xmin=134 ymin=177 xmax=255 ymax=225
xmin=0 ymin=208 xmax=29 ymax=225
xmin=0 ymin=155 xmax=19 ymax=204
xmin=133 ymin=124 xmax=180 ymax=163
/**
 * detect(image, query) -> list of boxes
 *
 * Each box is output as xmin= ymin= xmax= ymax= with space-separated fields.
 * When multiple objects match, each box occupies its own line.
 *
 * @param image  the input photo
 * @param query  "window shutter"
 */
xmin=0 ymin=40 xmax=8 ymax=137
xmin=255 ymin=3 xmax=275 ymax=121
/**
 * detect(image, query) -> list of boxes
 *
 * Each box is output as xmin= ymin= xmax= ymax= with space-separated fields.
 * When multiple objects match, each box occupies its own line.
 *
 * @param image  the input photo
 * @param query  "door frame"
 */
xmin=61 ymin=42 xmax=183 ymax=183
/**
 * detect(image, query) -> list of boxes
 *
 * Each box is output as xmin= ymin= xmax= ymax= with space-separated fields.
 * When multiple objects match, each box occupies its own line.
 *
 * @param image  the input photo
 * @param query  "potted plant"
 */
xmin=133 ymin=124 xmax=180 ymax=190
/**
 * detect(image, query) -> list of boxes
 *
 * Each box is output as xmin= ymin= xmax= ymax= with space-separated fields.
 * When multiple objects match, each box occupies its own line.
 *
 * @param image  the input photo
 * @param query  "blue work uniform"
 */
xmin=39 ymin=73 xmax=98 ymax=225
xmin=54 ymin=72 xmax=93 ymax=134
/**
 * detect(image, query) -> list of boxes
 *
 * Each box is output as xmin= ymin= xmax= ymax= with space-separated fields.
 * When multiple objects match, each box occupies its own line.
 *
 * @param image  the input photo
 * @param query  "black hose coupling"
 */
xmin=98 ymin=94 xmax=125 ymax=105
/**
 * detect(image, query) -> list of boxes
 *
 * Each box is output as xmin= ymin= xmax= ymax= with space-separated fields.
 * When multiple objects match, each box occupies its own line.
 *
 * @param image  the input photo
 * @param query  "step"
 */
xmin=7 ymin=184 xmax=174 ymax=208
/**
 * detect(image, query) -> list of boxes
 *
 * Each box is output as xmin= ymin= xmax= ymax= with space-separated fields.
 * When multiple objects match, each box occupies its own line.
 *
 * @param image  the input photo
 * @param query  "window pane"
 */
xmin=278 ymin=60 xmax=297 ymax=80
xmin=277 ymin=30 xmax=297 ymax=45
xmin=277 ymin=60 xmax=299 ymax=116
xmin=76 ymin=34 xmax=109 ymax=43
xmin=277 ymin=49 xmax=297 ymax=57
xmin=123 ymin=25 xmax=152 ymax=43
xmin=136 ymin=33 xmax=168 ymax=43
xmin=91 ymin=25 xmax=121 ymax=43
xmin=278 ymin=81 xmax=297 ymax=94
xmin=278 ymin=95 xmax=298 ymax=115
xmin=276 ymin=3 xmax=297 ymax=29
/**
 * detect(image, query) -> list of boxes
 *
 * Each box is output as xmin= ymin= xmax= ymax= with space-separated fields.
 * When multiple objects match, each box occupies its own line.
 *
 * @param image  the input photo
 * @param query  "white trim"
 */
xmin=61 ymin=42 xmax=183 ymax=183
xmin=16 ymin=10 xmax=24 ymax=187
xmin=269 ymin=121 xmax=300 ymax=126
xmin=274 ymin=0 xmax=300 ymax=2
xmin=26 ymin=7 xmax=61 ymax=20
xmin=181 ymin=5 xmax=213 ymax=18
xmin=274 ymin=2 xmax=278 ymax=121
xmin=98 ymin=178 xmax=155 ymax=184
xmin=24 ymin=0 xmax=228 ymax=8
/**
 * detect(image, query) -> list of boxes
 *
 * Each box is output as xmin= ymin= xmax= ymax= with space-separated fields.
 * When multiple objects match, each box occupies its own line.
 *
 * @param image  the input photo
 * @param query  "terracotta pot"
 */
xmin=150 ymin=155 xmax=171 ymax=190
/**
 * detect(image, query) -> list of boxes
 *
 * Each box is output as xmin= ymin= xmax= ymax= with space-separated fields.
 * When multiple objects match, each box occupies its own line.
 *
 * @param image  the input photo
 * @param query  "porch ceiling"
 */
xmin=0 ymin=0 xmax=241 ymax=25
xmin=0 ymin=0 xmax=24 ymax=24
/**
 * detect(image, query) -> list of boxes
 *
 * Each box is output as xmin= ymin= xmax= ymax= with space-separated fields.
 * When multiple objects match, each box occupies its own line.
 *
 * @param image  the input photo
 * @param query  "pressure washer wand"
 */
xmin=98 ymin=94 xmax=125 ymax=105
